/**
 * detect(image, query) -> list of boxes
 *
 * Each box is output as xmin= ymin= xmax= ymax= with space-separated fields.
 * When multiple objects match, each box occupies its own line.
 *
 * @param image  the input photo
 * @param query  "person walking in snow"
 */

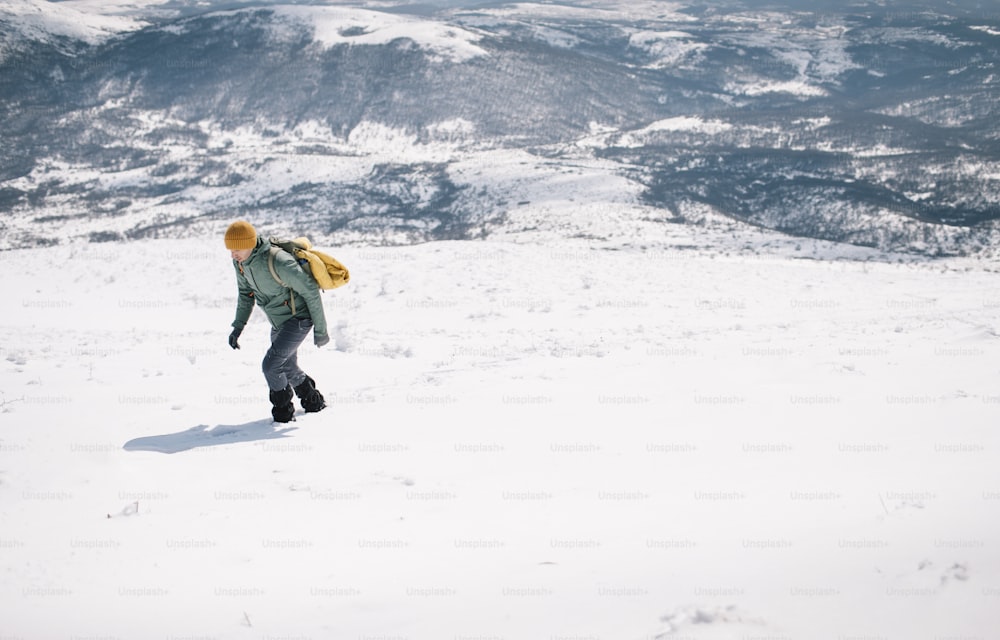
xmin=224 ymin=220 xmax=330 ymax=422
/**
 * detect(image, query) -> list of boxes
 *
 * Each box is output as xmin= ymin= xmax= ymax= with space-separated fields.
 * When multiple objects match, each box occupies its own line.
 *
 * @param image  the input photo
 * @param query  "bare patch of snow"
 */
xmin=727 ymin=79 xmax=828 ymax=97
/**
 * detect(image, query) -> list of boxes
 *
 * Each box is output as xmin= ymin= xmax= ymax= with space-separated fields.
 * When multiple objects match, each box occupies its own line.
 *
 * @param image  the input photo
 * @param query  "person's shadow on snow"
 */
xmin=123 ymin=418 xmax=296 ymax=454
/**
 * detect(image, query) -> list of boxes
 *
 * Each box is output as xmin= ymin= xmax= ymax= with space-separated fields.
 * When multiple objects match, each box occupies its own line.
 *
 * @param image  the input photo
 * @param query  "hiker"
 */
xmin=224 ymin=220 xmax=329 ymax=422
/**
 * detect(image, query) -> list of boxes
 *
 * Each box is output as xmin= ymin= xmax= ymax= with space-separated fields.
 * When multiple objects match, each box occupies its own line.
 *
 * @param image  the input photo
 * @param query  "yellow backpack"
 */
xmin=268 ymin=236 xmax=350 ymax=291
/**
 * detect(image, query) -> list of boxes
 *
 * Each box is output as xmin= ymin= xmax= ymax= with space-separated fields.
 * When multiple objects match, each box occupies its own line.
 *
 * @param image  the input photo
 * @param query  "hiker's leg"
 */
xmin=262 ymin=318 xmax=312 ymax=391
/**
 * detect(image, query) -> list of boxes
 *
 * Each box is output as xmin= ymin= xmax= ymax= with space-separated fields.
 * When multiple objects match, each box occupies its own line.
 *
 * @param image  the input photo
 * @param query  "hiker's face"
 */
xmin=231 ymin=248 xmax=253 ymax=263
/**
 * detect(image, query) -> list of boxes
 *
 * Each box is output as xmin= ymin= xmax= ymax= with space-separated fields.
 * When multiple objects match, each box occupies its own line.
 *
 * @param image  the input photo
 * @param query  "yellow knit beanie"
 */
xmin=224 ymin=220 xmax=257 ymax=250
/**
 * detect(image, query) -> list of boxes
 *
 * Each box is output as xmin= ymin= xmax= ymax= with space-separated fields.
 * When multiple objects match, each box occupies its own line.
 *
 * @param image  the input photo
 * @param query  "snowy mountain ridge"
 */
xmin=1 ymin=0 xmax=999 ymax=254
xmin=0 ymin=0 xmax=146 ymax=62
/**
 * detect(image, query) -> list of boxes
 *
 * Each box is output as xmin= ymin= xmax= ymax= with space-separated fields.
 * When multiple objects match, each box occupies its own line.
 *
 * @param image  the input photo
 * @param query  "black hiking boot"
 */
xmin=293 ymin=375 xmax=326 ymax=413
xmin=269 ymin=385 xmax=296 ymax=423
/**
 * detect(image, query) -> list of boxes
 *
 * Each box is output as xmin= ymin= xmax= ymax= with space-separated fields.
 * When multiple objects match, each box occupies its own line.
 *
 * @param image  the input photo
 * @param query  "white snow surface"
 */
xmin=971 ymin=25 xmax=1000 ymax=37
xmin=617 ymin=116 xmax=733 ymax=145
xmin=2 ymin=227 xmax=1000 ymax=638
xmin=727 ymin=79 xmax=829 ymax=98
xmin=271 ymin=5 xmax=488 ymax=62
xmin=0 ymin=0 xmax=146 ymax=52
xmin=471 ymin=0 xmax=692 ymax=24
xmin=627 ymin=28 xmax=706 ymax=68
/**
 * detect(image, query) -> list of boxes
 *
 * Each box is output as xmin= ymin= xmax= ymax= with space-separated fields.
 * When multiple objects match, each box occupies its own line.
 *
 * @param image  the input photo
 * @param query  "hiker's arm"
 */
xmin=233 ymin=267 xmax=255 ymax=330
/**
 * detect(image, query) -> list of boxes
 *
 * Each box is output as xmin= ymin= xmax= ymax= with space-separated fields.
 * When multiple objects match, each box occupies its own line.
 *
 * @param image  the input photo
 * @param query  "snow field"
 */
xmin=1 ymin=231 xmax=999 ymax=638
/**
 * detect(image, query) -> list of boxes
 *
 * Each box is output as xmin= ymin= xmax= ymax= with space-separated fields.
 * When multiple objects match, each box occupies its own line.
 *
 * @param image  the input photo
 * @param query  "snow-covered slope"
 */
xmin=0 ymin=0 xmax=145 ymax=59
xmin=270 ymin=5 xmax=488 ymax=62
xmin=1 ymin=226 xmax=998 ymax=638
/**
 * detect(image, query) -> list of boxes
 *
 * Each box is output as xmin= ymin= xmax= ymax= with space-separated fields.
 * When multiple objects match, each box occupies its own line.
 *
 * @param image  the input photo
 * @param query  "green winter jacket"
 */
xmin=231 ymin=236 xmax=328 ymax=340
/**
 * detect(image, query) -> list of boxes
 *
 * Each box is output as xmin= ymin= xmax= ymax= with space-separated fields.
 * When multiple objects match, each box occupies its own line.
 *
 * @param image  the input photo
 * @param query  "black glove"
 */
xmin=228 ymin=327 xmax=243 ymax=350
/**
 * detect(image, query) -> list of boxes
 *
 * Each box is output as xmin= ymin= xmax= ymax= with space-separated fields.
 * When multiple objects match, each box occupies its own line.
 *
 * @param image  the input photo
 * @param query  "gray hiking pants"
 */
xmin=262 ymin=317 xmax=312 ymax=391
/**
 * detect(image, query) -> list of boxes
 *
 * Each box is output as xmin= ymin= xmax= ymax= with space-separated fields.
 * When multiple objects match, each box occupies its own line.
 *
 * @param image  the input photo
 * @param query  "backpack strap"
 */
xmin=267 ymin=246 xmax=286 ymax=286
xmin=268 ymin=246 xmax=297 ymax=316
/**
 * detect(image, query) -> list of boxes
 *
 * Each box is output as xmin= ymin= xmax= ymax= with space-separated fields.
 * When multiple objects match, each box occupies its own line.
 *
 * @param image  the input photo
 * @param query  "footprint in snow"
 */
xmin=107 ymin=501 xmax=140 ymax=519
